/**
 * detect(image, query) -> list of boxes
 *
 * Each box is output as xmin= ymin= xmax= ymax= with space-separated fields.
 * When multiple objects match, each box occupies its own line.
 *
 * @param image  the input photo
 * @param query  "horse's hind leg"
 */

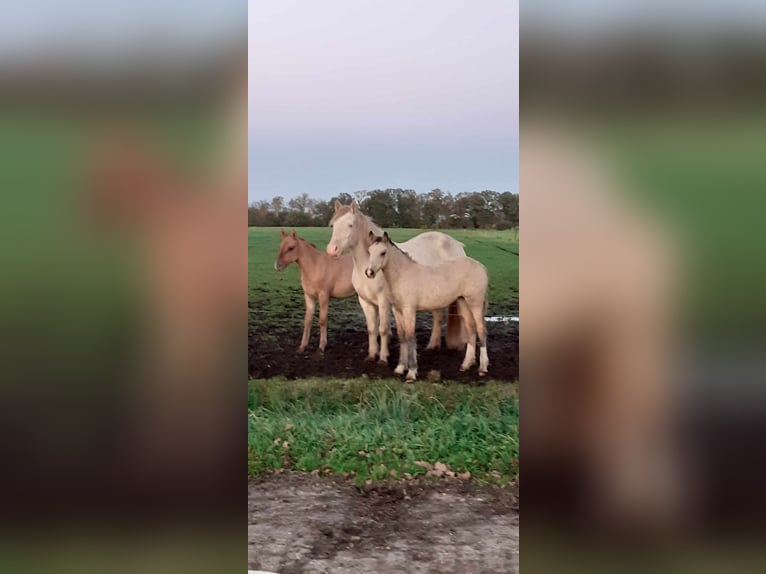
xmin=393 ymin=307 xmax=408 ymax=375
xmin=358 ymin=296 xmax=379 ymax=361
xmin=377 ymin=298 xmax=392 ymax=365
xmin=318 ymin=292 xmax=330 ymax=352
xmin=426 ymin=308 xmax=443 ymax=350
xmin=469 ymin=303 xmax=489 ymax=375
xmin=457 ymin=299 xmax=477 ymax=371
xmin=299 ymin=293 xmax=316 ymax=352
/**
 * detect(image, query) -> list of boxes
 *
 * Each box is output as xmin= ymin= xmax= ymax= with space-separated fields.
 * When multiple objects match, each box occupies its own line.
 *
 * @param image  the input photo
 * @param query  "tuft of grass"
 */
xmin=248 ymin=377 xmax=519 ymax=485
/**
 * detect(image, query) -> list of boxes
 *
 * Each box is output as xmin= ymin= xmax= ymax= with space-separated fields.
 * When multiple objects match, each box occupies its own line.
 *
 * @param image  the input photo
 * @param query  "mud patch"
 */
xmin=249 ymin=288 xmax=518 ymax=382
xmin=248 ymin=472 xmax=518 ymax=573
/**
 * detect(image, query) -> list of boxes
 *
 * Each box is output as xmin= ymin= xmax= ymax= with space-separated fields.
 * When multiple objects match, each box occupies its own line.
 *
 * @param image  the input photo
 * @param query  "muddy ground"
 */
xmin=249 ymin=289 xmax=518 ymax=382
xmin=248 ymin=473 xmax=518 ymax=573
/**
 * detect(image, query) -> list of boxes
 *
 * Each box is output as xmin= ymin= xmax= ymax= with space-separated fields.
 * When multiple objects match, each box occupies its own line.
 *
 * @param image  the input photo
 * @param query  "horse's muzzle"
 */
xmin=365 ymin=268 xmax=375 ymax=278
xmin=274 ymin=261 xmax=284 ymax=272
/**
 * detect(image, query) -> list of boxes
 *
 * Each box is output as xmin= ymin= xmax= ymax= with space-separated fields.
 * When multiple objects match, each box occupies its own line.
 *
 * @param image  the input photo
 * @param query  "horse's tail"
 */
xmin=446 ymin=300 xmax=466 ymax=350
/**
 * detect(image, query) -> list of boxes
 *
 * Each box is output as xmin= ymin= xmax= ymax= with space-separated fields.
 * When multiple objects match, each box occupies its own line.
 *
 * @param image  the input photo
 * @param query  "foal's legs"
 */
xmin=426 ymin=308 xmax=443 ymax=350
xmin=469 ymin=303 xmax=489 ymax=375
xmin=358 ymin=296 xmax=379 ymax=361
xmin=457 ymin=299 xmax=478 ymax=371
xmin=318 ymin=292 xmax=330 ymax=352
xmin=393 ymin=307 xmax=407 ymax=375
xmin=299 ymin=293 xmax=316 ymax=352
xmin=402 ymin=307 xmax=418 ymax=381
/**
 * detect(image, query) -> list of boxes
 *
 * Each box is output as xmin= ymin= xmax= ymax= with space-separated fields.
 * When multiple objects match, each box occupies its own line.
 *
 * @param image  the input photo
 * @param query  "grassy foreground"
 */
xmin=248 ymin=377 xmax=519 ymax=485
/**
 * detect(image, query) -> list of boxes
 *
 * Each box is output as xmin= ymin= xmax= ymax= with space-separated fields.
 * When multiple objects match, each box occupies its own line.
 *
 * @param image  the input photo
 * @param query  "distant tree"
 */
xmin=394 ymin=189 xmax=421 ymax=228
xmin=421 ymin=188 xmax=443 ymax=227
xmin=313 ymin=199 xmax=334 ymax=226
xmin=247 ymin=189 xmax=515 ymax=228
xmin=329 ymin=192 xmax=354 ymax=207
xmin=498 ymin=191 xmax=519 ymax=227
xmin=248 ymin=200 xmax=273 ymax=226
xmin=361 ymin=189 xmax=397 ymax=227
xmin=270 ymin=196 xmax=285 ymax=225
xmin=353 ymin=190 xmax=369 ymax=205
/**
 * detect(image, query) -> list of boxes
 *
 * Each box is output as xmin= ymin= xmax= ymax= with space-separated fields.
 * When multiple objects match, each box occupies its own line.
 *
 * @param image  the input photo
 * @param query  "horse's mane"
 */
xmin=298 ymin=237 xmax=317 ymax=249
xmin=364 ymin=214 xmax=383 ymax=236
xmin=372 ymin=233 xmax=414 ymax=263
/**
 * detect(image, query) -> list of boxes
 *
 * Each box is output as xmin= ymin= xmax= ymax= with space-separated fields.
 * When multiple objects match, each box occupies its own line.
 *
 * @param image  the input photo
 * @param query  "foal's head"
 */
xmin=275 ymin=229 xmax=300 ymax=271
xmin=327 ymin=200 xmax=363 ymax=258
xmin=364 ymin=232 xmax=392 ymax=278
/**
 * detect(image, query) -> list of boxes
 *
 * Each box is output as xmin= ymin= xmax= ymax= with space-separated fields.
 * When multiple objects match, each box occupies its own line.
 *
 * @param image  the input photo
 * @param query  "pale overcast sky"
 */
xmin=248 ymin=0 xmax=519 ymax=201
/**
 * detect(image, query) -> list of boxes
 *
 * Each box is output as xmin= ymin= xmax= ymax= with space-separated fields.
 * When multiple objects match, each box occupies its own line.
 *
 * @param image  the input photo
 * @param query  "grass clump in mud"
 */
xmin=248 ymin=377 xmax=518 ymax=485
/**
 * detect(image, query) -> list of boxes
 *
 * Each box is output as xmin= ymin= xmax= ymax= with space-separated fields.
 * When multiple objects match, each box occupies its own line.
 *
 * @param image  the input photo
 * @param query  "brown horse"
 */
xmin=275 ymin=230 xmax=355 ymax=352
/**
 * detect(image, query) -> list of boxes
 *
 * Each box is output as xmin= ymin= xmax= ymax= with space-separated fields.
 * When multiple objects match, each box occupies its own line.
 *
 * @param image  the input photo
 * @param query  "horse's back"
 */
xmin=400 ymin=231 xmax=465 ymax=266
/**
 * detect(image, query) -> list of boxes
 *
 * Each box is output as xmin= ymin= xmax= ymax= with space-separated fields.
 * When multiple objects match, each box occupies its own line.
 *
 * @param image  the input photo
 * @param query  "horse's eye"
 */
xmin=348 ymin=224 xmax=353 ymax=228
xmin=288 ymin=246 xmax=294 ymax=251
xmin=381 ymin=250 xmax=387 ymax=255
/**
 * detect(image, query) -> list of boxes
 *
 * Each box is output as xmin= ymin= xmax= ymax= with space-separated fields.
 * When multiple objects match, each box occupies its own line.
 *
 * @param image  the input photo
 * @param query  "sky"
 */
xmin=248 ymin=0 xmax=519 ymax=202
xmin=0 ymin=1 xmax=241 ymax=63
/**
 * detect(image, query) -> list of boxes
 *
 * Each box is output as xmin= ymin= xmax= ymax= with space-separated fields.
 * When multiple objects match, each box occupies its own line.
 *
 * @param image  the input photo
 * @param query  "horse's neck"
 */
xmin=350 ymin=217 xmax=374 ymax=267
xmin=384 ymin=247 xmax=410 ymax=288
xmin=296 ymin=240 xmax=318 ymax=272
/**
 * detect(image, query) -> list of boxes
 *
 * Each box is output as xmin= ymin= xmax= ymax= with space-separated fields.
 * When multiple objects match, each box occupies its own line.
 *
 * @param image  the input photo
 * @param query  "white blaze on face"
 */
xmin=327 ymin=210 xmax=355 ymax=257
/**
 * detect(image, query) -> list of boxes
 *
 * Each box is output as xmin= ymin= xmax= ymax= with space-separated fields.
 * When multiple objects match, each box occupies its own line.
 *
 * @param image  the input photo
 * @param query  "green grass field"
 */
xmin=248 ymin=226 xmax=518 ymax=313
xmin=248 ymin=225 xmax=520 ymax=484
xmin=248 ymin=377 xmax=519 ymax=485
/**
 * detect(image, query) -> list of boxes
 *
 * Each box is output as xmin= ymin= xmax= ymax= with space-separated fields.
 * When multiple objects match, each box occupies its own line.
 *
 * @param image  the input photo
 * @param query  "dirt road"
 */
xmin=248 ymin=473 xmax=519 ymax=573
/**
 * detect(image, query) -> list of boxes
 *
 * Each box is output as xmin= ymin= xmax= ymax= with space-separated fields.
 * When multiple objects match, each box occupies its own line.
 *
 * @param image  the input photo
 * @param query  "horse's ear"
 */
xmin=368 ymin=230 xmax=374 ymax=240
xmin=291 ymin=229 xmax=296 ymax=238
xmin=334 ymin=199 xmax=341 ymax=211
xmin=280 ymin=228 xmax=286 ymax=237
xmin=384 ymin=231 xmax=391 ymax=243
xmin=351 ymin=200 xmax=358 ymax=213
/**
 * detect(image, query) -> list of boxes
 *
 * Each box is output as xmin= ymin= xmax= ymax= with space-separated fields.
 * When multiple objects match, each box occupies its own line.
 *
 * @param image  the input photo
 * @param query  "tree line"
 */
xmin=248 ymin=189 xmax=518 ymax=230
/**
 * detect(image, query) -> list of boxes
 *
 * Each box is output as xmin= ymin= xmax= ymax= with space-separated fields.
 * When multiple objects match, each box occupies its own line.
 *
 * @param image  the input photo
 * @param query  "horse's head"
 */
xmin=327 ymin=199 xmax=361 ymax=258
xmin=365 ymin=231 xmax=391 ymax=278
xmin=275 ymin=229 xmax=299 ymax=271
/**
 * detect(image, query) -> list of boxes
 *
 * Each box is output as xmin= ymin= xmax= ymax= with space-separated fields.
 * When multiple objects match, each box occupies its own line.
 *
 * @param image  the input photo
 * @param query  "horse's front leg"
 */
xmin=358 ymin=296 xmax=379 ymax=361
xmin=393 ymin=307 xmax=407 ymax=375
xmin=318 ymin=292 xmax=330 ymax=352
xmin=299 ymin=293 xmax=316 ymax=352
xmin=402 ymin=307 xmax=418 ymax=381
xmin=377 ymin=297 xmax=392 ymax=365
xmin=426 ymin=308 xmax=443 ymax=350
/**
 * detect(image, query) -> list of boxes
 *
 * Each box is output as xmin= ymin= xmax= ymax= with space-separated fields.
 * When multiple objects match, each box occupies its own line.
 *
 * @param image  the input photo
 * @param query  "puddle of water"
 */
xmin=485 ymin=316 xmax=519 ymax=323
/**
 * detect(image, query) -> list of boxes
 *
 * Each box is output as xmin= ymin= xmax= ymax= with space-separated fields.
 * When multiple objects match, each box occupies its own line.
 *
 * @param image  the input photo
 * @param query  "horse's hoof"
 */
xmin=459 ymin=365 xmax=470 ymax=372
xmin=364 ymin=355 xmax=376 ymax=362
xmin=394 ymin=365 xmax=406 ymax=375
xmin=425 ymin=342 xmax=441 ymax=351
xmin=298 ymin=346 xmax=307 ymax=354
xmin=406 ymin=371 xmax=418 ymax=381
xmin=377 ymin=359 xmax=388 ymax=366
xmin=478 ymin=370 xmax=488 ymax=377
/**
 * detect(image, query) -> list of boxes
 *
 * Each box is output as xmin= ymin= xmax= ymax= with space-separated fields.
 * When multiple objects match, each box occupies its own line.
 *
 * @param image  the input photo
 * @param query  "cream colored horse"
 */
xmin=326 ymin=200 xmax=465 ymax=365
xmin=366 ymin=232 xmax=489 ymax=380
